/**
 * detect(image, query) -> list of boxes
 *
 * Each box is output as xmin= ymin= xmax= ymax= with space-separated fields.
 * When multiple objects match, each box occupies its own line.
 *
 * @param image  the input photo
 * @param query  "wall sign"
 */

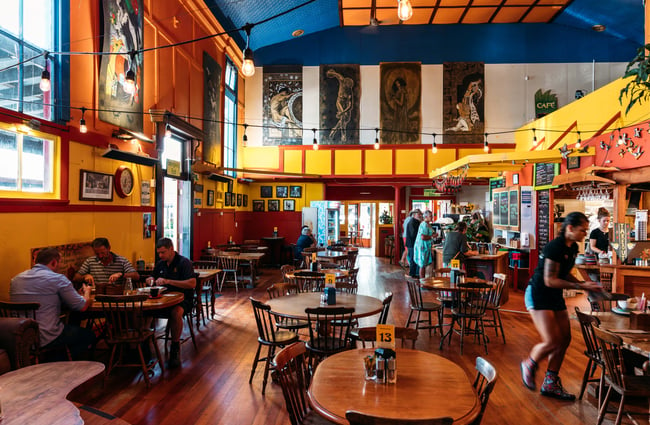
xmin=537 ymin=190 xmax=550 ymax=251
xmin=533 ymin=163 xmax=558 ymax=188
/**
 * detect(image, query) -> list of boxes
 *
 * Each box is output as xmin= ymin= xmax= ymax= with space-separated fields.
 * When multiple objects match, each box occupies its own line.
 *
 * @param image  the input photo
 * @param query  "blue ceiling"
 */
xmin=206 ymin=0 xmax=645 ymax=65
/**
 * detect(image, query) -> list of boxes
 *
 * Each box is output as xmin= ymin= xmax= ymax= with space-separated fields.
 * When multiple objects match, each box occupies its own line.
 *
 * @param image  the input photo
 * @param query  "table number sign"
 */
xmin=450 ymin=259 xmax=460 ymax=269
xmin=312 ymin=252 xmax=317 ymax=262
xmin=376 ymin=324 xmax=395 ymax=349
xmin=325 ymin=273 xmax=336 ymax=287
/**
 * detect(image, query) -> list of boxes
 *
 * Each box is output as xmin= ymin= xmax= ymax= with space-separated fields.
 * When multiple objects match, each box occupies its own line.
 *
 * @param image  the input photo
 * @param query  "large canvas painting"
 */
xmin=319 ymin=64 xmax=360 ymax=145
xmin=203 ymin=52 xmax=222 ymax=165
xmin=263 ymin=65 xmax=303 ymax=146
xmin=98 ymin=0 xmax=144 ymax=132
xmin=379 ymin=62 xmax=421 ymax=144
xmin=443 ymin=62 xmax=485 ymax=144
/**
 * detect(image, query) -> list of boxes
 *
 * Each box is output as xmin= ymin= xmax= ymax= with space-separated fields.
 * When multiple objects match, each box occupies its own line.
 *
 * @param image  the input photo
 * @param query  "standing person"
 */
xmin=146 ymin=238 xmax=196 ymax=368
xmin=10 ymin=248 xmax=95 ymax=360
xmin=520 ymin=212 xmax=603 ymax=400
xmin=399 ymin=212 xmax=413 ymax=268
xmin=74 ymin=237 xmax=139 ymax=292
xmin=414 ymin=210 xmax=436 ymax=278
xmin=405 ymin=209 xmax=422 ymax=278
xmin=442 ymin=221 xmax=478 ymax=267
xmin=589 ymin=207 xmax=610 ymax=256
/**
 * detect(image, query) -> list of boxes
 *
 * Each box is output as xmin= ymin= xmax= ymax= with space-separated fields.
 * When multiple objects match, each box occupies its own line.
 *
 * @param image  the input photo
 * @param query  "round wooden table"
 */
xmin=88 ymin=291 xmax=184 ymax=311
xmin=287 ymin=269 xmax=349 ymax=279
xmin=308 ymin=348 xmax=480 ymax=425
xmin=267 ymin=293 xmax=382 ymax=320
xmin=419 ymin=276 xmax=488 ymax=291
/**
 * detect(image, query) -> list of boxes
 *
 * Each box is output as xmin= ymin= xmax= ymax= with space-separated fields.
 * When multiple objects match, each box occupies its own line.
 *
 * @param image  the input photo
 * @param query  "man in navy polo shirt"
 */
xmin=147 ymin=238 xmax=195 ymax=368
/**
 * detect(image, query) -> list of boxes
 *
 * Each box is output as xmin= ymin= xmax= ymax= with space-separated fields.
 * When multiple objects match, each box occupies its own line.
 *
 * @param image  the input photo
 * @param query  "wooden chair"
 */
xmin=294 ymin=272 xmax=325 ymax=292
xmin=404 ymin=276 xmax=442 ymax=336
xmin=335 ymin=269 xmax=358 ymax=294
xmin=193 ymin=260 xmax=221 ymax=321
xmin=350 ymin=292 xmax=392 ymax=344
xmin=95 ymin=294 xmax=164 ymax=387
xmin=440 ymin=283 xmax=492 ymax=355
xmin=345 ymin=250 xmax=359 ymax=269
xmin=482 ymin=273 xmax=507 ymax=344
xmin=280 ymin=264 xmax=296 ymax=284
xmin=355 ymin=326 xmax=418 ymax=349
xmin=266 ymin=283 xmax=309 ymax=332
xmin=271 ymin=342 xmax=334 ymax=425
xmin=218 ymin=254 xmax=240 ymax=293
xmin=249 ymin=298 xmax=300 ymax=395
xmin=592 ymin=326 xmax=650 ymax=425
xmin=346 ymin=411 xmax=453 ymax=425
xmin=305 ymin=306 xmax=354 ymax=369
xmin=471 ymin=357 xmax=498 ymax=425
xmin=574 ymin=307 xmax=606 ymax=404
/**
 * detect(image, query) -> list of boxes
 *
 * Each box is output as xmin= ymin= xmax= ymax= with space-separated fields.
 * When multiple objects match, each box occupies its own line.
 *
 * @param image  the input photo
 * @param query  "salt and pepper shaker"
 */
xmin=375 ymin=357 xmax=386 ymax=384
xmin=386 ymin=357 xmax=396 ymax=384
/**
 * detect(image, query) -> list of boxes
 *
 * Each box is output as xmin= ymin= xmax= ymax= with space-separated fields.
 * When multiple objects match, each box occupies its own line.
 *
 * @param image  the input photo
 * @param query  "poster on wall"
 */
xmin=142 ymin=212 xmax=152 ymax=239
xmin=203 ymin=52 xmax=222 ymax=165
xmin=319 ymin=64 xmax=360 ymax=145
xmin=379 ymin=62 xmax=421 ymax=144
xmin=263 ymin=65 xmax=303 ymax=146
xmin=443 ymin=62 xmax=484 ymax=145
xmin=98 ymin=0 xmax=144 ymax=132
xmin=141 ymin=180 xmax=151 ymax=205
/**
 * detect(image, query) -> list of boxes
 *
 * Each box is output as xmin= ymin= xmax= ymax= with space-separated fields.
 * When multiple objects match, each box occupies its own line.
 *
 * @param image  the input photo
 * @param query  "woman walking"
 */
xmin=520 ymin=212 xmax=603 ymax=400
xmin=414 ymin=210 xmax=435 ymax=278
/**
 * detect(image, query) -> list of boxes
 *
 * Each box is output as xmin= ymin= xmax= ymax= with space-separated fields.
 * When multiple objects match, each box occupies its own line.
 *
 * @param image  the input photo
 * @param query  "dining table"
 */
xmin=267 ymin=292 xmax=382 ymax=321
xmin=88 ymin=291 xmax=185 ymax=312
xmin=418 ymin=276 xmax=488 ymax=290
xmin=587 ymin=311 xmax=650 ymax=356
xmin=307 ymin=348 xmax=480 ymax=425
xmin=0 ymin=361 xmax=105 ymax=425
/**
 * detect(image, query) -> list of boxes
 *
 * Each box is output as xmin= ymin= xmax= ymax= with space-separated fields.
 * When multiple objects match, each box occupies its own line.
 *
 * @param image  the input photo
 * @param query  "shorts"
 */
xmin=524 ymin=285 xmax=567 ymax=311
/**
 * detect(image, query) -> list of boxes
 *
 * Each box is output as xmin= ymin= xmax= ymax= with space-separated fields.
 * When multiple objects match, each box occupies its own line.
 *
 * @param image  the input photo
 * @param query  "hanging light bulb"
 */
xmin=431 ymin=133 xmax=437 ymax=154
xmin=483 ymin=133 xmax=490 ymax=153
xmin=617 ymin=129 xmax=625 ymax=146
xmin=241 ymin=24 xmax=256 ymax=78
xmin=165 ymin=124 xmax=172 ymax=139
xmin=532 ymin=128 xmax=537 ymax=144
xmin=374 ymin=128 xmax=380 ymax=150
xmin=576 ymin=131 xmax=581 ymax=148
xmin=242 ymin=124 xmax=248 ymax=144
xmin=123 ymin=51 xmax=136 ymax=95
xmin=40 ymin=52 xmax=51 ymax=92
xmin=312 ymin=128 xmax=318 ymax=150
xmin=79 ymin=107 xmax=87 ymax=134
xmin=397 ymin=0 xmax=413 ymax=22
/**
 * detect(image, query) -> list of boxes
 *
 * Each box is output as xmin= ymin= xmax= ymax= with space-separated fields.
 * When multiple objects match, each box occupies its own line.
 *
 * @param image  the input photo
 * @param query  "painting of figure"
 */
xmin=319 ymin=64 xmax=360 ymax=145
xmin=203 ymin=52 xmax=222 ymax=165
xmin=443 ymin=62 xmax=485 ymax=144
xmin=380 ymin=62 xmax=421 ymax=144
xmin=98 ymin=0 xmax=144 ymax=132
xmin=263 ymin=66 xmax=303 ymax=146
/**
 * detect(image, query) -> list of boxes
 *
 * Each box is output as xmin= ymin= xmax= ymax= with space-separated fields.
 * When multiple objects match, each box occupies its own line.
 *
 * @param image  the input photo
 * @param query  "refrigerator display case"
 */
xmin=310 ymin=201 xmax=341 ymax=246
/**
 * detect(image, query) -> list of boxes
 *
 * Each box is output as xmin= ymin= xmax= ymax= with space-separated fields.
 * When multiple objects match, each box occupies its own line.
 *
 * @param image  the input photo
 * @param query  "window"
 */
xmin=0 ymin=126 xmax=55 ymax=193
xmin=223 ymin=58 xmax=237 ymax=177
xmin=0 ymin=0 xmax=58 ymax=120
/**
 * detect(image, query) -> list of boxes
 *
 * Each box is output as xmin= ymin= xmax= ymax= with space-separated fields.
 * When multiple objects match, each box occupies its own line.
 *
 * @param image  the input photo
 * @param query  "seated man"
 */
xmin=147 ymin=238 xmax=195 ymax=368
xmin=294 ymin=226 xmax=316 ymax=261
xmin=10 ymin=247 xmax=94 ymax=360
xmin=73 ymin=237 xmax=139 ymax=292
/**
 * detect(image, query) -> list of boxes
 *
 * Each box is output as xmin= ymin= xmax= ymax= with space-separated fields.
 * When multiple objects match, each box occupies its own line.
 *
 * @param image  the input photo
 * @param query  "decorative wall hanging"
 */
xmin=319 ymin=64 xmax=360 ymax=144
xmin=263 ymin=65 xmax=303 ymax=145
xmin=268 ymin=200 xmax=280 ymax=212
xmin=283 ymin=199 xmax=295 ymax=211
xmin=443 ymin=62 xmax=484 ymax=144
xmin=80 ymin=170 xmax=114 ymax=201
xmin=276 ymin=186 xmax=288 ymax=198
xmin=98 ymin=0 xmax=144 ymax=132
xmin=260 ymin=186 xmax=273 ymax=198
xmin=289 ymin=185 xmax=302 ymax=198
xmin=253 ymin=200 xmax=264 ymax=212
xmin=380 ymin=62 xmax=421 ymax=144
xmin=202 ymin=52 xmax=222 ymax=165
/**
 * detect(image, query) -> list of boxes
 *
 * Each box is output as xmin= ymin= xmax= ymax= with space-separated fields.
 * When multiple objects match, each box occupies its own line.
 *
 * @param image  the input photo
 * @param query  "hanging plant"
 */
xmin=619 ymin=43 xmax=650 ymax=114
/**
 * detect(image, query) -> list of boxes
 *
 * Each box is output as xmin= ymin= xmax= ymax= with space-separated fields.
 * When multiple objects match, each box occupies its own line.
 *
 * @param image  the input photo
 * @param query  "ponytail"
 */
xmin=597 ymin=207 xmax=610 ymax=220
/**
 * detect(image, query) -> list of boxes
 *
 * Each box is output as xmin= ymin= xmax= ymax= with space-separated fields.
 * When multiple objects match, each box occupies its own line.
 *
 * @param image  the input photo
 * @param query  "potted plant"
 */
xmin=619 ymin=43 xmax=650 ymax=114
xmin=379 ymin=210 xmax=393 ymax=225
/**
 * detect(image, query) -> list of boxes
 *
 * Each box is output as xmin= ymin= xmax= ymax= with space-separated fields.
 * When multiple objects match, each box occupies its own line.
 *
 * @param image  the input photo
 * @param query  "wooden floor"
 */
xmin=71 ymin=252 xmax=645 ymax=425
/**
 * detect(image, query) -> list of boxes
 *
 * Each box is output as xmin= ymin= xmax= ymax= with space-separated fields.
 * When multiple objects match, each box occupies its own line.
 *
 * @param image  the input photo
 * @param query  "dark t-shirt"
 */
xmin=527 ymin=236 xmax=578 ymax=310
xmin=405 ymin=218 xmax=421 ymax=249
xmin=442 ymin=231 xmax=469 ymax=264
xmin=152 ymin=253 xmax=194 ymax=309
xmin=295 ymin=234 xmax=314 ymax=259
xmin=589 ymin=228 xmax=609 ymax=253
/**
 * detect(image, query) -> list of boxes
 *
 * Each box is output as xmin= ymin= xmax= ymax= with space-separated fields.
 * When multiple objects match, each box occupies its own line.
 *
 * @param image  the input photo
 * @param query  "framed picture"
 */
xmin=227 ymin=179 xmax=233 ymax=193
xmin=268 ymin=199 xmax=280 ymax=211
xmin=512 ymin=174 xmax=519 ymax=185
xmin=225 ymin=192 xmax=231 ymax=206
xmin=283 ymin=199 xmax=295 ymax=211
xmin=80 ymin=170 xmax=114 ymax=201
xmin=253 ymin=200 xmax=265 ymax=212
xmin=230 ymin=192 xmax=236 ymax=206
xmin=237 ymin=193 xmax=242 ymax=206
xmin=207 ymin=190 xmax=215 ymax=206
xmin=194 ymin=184 xmax=204 ymax=193
xmin=276 ymin=185 xmax=288 ymax=198
xmin=567 ymin=156 xmax=581 ymax=170
xmin=261 ymin=186 xmax=273 ymax=198
xmin=289 ymin=185 xmax=302 ymax=198
xmin=243 ymin=194 xmax=248 ymax=207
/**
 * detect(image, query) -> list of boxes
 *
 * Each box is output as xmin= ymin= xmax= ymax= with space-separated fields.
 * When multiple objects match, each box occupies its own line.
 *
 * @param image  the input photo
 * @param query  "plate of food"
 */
xmin=611 ymin=306 xmax=631 ymax=316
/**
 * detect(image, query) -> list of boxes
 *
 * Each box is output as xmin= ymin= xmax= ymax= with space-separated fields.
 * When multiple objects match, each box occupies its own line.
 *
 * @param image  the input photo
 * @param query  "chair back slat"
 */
xmin=473 ymin=356 xmax=498 ymax=424
xmin=405 ymin=276 xmax=425 ymax=309
xmin=592 ymin=326 xmax=627 ymax=389
xmin=377 ymin=292 xmax=393 ymax=325
xmin=453 ymin=283 xmax=492 ymax=317
xmin=574 ymin=307 xmax=602 ymax=362
xmin=346 ymin=411 xmax=454 ymax=425
xmin=218 ymin=255 xmax=239 ymax=271
xmin=250 ymin=298 xmax=279 ymax=343
xmin=280 ymin=265 xmax=296 ymax=283
xmin=304 ymin=307 xmax=354 ymax=358
xmin=95 ymin=295 xmax=149 ymax=342
xmin=294 ymin=274 xmax=325 ymax=292
xmin=0 ymin=301 xmax=39 ymax=319
xmin=193 ymin=260 xmax=220 ymax=270
xmin=487 ymin=275 xmax=506 ymax=307
xmin=272 ymin=342 xmax=311 ymax=425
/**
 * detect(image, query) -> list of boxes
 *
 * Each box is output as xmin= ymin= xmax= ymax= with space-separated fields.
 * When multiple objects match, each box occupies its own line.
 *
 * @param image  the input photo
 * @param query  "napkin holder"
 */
xmin=630 ymin=311 xmax=650 ymax=331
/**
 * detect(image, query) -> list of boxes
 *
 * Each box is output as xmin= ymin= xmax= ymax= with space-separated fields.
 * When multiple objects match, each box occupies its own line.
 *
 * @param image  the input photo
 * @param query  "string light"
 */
xmin=483 ymin=133 xmax=489 ymax=153
xmin=241 ymin=24 xmax=255 ymax=78
xmin=165 ymin=124 xmax=172 ymax=139
xmin=123 ymin=51 xmax=136 ymax=95
xmin=397 ymin=0 xmax=413 ymax=21
xmin=374 ymin=128 xmax=380 ymax=150
xmin=79 ymin=107 xmax=87 ymax=133
xmin=40 ymin=52 xmax=51 ymax=92
xmin=575 ymin=131 xmax=581 ymax=148
xmin=242 ymin=123 xmax=248 ymax=144
xmin=532 ymin=128 xmax=537 ymax=144
xmin=312 ymin=128 xmax=318 ymax=150
xmin=431 ymin=133 xmax=437 ymax=154
xmin=617 ymin=128 xmax=625 ymax=146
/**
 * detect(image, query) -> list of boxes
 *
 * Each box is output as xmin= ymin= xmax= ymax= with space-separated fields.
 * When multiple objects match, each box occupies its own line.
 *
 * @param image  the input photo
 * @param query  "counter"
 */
xmin=576 ymin=264 xmax=650 ymax=296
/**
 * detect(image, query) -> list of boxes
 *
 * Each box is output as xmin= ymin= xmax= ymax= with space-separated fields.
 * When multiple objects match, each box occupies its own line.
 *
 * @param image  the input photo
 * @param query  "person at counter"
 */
xmin=442 ymin=221 xmax=478 ymax=267
xmin=294 ymin=226 xmax=316 ymax=261
xmin=405 ymin=209 xmax=423 ymax=278
xmin=589 ymin=207 xmax=610 ymax=256
xmin=414 ymin=210 xmax=436 ymax=278
xmin=73 ymin=237 xmax=139 ymax=288
xmin=520 ymin=212 xmax=603 ymax=401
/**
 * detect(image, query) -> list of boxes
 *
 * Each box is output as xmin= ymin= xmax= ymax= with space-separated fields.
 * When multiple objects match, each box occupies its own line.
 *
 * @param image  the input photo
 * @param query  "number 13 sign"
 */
xmin=376 ymin=324 xmax=395 ymax=349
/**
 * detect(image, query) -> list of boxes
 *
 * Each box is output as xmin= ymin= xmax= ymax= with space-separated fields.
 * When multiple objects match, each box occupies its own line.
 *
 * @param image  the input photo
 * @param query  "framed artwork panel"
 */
xmin=207 ymin=190 xmax=214 ymax=206
xmin=243 ymin=194 xmax=248 ymax=207
xmin=276 ymin=186 xmax=288 ymax=198
xmin=268 ymin=200 xmax=280 ymax=211
xmin=289 ymin=185 xmax=302 ymax=198
xmin=253 ymin=200 xmax=264 ymax=212
xmin=80 ymin=170 xmax=114 ymax=201
xmin=237 ymin=193 xmax=242 ymax=206
xmin=283 ymin=199 xmax=295 ymax=211
xmin=261 ymin=186 xmax=273 ymax=198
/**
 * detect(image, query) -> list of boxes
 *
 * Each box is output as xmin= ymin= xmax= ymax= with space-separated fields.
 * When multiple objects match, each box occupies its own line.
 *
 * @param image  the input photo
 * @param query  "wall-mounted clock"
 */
xmin=115 ymin=166 xmax=134 ymax=197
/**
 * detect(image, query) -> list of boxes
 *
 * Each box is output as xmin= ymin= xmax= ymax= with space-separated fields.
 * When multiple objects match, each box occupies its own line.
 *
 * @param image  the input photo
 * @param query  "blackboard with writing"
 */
xmin=489 ymin=178 xmax=506 ymax=198
xmin=538 ymin=190 xmax=550 ymax=251
xmin=499 ymin=192 xmax=509 ymax=226
xmin=534 ymin=163 xmax=557 ymax=187
xmin=509 ymin=189 xmax=519 ymax=228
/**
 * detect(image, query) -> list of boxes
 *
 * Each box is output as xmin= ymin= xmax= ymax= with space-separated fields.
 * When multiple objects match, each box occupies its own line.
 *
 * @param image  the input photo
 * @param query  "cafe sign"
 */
xmin=166 ymin=159 xmax=181 ymax=177
xmin=534 ymin=89 xmax=558 ymax=118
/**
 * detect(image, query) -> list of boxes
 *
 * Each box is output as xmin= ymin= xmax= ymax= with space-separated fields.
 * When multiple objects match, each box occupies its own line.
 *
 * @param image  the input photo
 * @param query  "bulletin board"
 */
xmin=30 ymin=242 xmax=94 ymax=280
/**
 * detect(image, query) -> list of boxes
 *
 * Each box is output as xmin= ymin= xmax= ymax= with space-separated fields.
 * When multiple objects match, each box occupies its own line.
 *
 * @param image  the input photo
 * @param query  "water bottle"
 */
xmin=124 ymin=277 xmax=134 ymax=295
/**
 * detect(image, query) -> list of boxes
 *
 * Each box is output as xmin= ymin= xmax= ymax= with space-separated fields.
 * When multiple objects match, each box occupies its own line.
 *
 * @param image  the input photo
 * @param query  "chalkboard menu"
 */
xmin=534 ymin=163 xmax=558 ymax=187
xmin=538 ymin=190 xmax=550 ymax=250
xmin=499 ymin=192 xmax=509 ymax=226
xmin=509 ymin=189 xmax=519 ymax=228
xmin=493 ymin=197 xmax=500 ymax=225
xmin=489 ymin=178 xmax=506 ymax=198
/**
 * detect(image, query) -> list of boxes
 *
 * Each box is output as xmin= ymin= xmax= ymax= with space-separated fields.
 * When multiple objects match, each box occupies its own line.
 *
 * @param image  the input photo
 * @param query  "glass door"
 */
xmin=163 ymin=178 xmax=191 ymax=257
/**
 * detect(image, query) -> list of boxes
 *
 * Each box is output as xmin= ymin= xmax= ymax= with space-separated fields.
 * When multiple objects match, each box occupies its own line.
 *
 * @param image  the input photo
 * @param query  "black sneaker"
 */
xmin=540 ymin=376 xmax=575 ymax=401
xmin=168 ymin=344 xmax=181 ymax=369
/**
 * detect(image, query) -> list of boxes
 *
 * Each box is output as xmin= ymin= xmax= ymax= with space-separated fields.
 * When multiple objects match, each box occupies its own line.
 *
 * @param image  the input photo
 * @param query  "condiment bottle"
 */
xmin=124 ymin=278 xmax=134 ymax=295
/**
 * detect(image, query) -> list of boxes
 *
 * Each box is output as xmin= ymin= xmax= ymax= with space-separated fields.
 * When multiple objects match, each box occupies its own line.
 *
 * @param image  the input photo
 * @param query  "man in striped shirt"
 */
xmin=73 ymin=238 xmax=139 ymax=287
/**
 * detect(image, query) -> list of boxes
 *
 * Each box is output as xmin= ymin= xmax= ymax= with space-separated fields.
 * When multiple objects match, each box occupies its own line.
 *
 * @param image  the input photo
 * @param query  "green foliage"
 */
xmin=619 ymin=43 xmax=650 ymax=115
xmin=465 ymin=217 xmax=490 ymax=243
xmin=534 ymin=89 xmax=556 ymax=103
xmin=379 ymin=210 xmax=393 ymax=225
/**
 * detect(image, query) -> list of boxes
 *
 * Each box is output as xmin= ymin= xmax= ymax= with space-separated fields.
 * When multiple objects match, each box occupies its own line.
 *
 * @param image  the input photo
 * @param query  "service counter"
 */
xmin=576 ymin=264 xmax=650 ymax=296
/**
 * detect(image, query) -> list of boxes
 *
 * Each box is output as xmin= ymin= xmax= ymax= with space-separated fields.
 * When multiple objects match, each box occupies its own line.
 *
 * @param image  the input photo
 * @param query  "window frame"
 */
xmin=223 ymin=57 xmax=238 ymax=178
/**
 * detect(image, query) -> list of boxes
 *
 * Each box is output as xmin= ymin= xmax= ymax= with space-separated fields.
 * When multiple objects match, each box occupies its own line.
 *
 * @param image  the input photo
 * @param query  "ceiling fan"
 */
xmin=362 ymin=2 xmax=401 ymax=33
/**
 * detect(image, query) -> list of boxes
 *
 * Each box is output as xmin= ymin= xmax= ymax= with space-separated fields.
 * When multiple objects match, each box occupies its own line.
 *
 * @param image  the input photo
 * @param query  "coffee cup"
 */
xmin=150 ymin=287 xmax=160 ymax=298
